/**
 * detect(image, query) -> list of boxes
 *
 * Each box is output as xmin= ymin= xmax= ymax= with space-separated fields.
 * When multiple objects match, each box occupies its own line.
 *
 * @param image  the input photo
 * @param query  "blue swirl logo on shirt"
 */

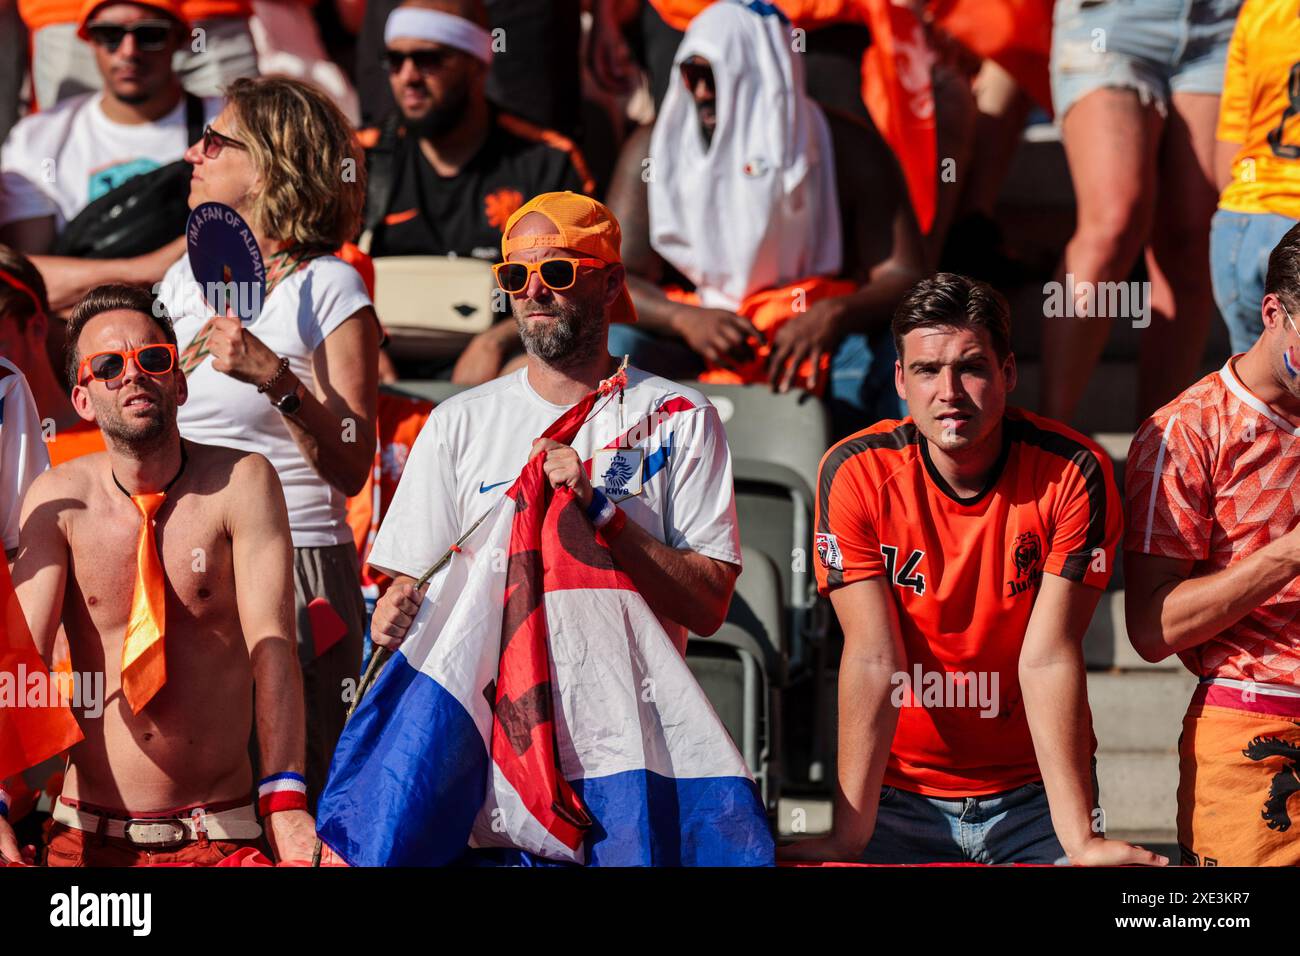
xmin=87 ymin=159 xmax=161 ymax=202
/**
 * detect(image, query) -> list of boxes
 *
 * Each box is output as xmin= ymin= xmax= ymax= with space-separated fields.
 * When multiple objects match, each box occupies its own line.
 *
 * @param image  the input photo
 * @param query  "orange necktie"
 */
xmin=120 ymin=491 xmax=167 ymax=714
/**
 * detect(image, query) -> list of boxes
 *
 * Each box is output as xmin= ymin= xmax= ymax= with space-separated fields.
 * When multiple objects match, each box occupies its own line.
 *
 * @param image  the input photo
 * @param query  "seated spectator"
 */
xmin=19 ymin=0 xmax=257 ymax=108
xmin=156 ymin=74 xmax=379 ymax=807
xmin=359 ymin=0 xmax=595 ymax=383
xmin=355 ymin=0 xmax=583 ymax=136
xmin=606 ymin=1 xmax=925 ymax=437
xmin=0 ymin=245 xmax=105 ymax=462
xmin=1211 ymin=0 xmax=1300 ymax=357
xmin=359 ymin=0 xmax=593 ymax=261
xmin=1 ymin=0 xmax=220 ymax=310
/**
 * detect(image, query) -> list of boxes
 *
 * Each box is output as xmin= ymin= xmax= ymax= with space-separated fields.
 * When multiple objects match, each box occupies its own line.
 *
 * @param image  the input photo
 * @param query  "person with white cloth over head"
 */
xmin=605 ymin=0 xmax=926 ymax=438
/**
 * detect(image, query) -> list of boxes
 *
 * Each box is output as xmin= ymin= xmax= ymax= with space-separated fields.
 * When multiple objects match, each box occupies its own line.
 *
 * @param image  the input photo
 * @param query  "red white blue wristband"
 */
xmin=257 ymin=772 xmax=307 ymax=816
xmin=585 ymin=488 xmax=628 ymax=541
xmin=586 ymin=488 xmax=618 ymax=529
xmin=0 ymin=788 xmax=10 ymax=820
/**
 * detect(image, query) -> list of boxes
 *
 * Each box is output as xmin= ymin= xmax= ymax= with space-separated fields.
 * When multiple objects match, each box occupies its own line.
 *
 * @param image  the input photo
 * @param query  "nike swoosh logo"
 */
xmin=383 ymin=207 xmax=419 ymax=226
xmin=478 ymin=479 xmax=511 ymax=494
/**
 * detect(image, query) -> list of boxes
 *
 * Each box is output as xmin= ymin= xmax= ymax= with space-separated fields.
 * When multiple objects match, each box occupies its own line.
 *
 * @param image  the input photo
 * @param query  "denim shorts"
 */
xmin=860 ymin=779 xmax=1072 ymax=865
xmin=1210 ymin=208 xmax=1299 ymax=355
xmin=1050 ymin=0 xmax=1241 ymax=120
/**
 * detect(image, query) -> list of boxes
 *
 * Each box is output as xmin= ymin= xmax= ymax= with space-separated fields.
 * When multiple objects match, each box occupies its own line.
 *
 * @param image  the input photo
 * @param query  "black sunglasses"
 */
xmin=382 ymin=47 xmax=456 ymax=75
xmin=680 ymin=60 xmax=715 ymax=93
xmin=85 ymin=20 xmax=174 ymax=52
xmin=200 ymin=124 xmax=248 ymax=159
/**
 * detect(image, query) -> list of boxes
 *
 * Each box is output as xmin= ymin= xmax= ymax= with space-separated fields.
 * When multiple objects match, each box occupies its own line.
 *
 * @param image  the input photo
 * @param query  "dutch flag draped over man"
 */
xmin=316 ymin=378 xmax=774 ymax=867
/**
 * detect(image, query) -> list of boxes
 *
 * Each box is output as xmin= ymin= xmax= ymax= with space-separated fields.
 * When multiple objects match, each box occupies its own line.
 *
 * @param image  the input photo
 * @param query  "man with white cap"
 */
xmin=369 ymin=191 xmax=742 ymax=660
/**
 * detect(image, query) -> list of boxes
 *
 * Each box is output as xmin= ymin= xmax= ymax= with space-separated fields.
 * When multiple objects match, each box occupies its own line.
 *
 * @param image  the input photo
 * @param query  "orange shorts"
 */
xmin=43 ymin=819 xmax=265 ymax=867
xmin=1177 ymin=680 xmax=1300 ymax=866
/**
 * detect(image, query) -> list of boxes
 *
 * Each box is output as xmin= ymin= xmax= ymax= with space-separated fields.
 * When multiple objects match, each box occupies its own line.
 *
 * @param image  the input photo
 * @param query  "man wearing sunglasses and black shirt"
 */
xmin=0 ymin=0 xmax=221 ymax=308
xmin=1 ymin=283 xmax=320 ymax=866
xmin=357 ymin=0 xmax=594 ymax=382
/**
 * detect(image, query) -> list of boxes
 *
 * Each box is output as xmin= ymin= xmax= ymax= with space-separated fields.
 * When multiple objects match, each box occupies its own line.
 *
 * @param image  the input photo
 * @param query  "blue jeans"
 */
xmin=606 ymin=324 xmax=904 ymax=437
xmin=860 ymin=780 xmax=1069 ymax=865
xmin=1210 ymin=208 xmax=1298 ymax=356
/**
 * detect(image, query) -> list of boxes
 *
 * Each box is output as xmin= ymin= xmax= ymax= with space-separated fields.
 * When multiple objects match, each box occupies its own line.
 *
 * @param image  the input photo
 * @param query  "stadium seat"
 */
xmin=691 ymin=382 xmax=834 ymax=783
xmin=371 ymin=256 xmax=497 ymax=362
xmin=687 ymin=545 xmax=786 ymax=813
xmin=691 ymin=382 xmax=829 ymax=666
xmin=384 ymin=380 xmax=469 ymax=406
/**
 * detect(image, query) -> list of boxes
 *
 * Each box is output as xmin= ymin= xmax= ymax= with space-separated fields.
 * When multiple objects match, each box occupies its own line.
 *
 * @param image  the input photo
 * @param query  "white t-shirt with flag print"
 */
xmin=367 ymin=366 xmax=743 ymax=654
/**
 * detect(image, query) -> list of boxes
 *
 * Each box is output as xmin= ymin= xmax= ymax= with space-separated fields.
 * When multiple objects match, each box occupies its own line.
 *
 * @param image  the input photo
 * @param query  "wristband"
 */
xmin=603 ymin=505 xmax=628 ymax=542
xmin=585 ymin=488 xmax=617 ymax=528
xmin=0 ymin=788 xmax=10 ymax=820
xmin=257 ymin=772 xmax=308 ymax=816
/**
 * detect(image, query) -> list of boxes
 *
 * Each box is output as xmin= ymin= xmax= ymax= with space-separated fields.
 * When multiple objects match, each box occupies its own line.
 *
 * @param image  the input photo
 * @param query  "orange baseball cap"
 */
xmin=501 ymin=191 xmax=637 ymax=324
xmin=77 ymin=0 xmax=188 ymax=41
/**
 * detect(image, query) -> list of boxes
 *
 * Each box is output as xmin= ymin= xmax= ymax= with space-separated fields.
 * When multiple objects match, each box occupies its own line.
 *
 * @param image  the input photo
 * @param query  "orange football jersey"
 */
xmin=1126 ymin=358 xmax=1300 ymax=686
xmin=815 ymin=407 xmax=1120 ymax=796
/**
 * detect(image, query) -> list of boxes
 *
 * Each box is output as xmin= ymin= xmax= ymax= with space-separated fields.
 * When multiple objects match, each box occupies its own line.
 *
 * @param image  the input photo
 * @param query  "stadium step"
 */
xmin=1095 ymin=751 xmax=1181 ymax=836
xmin=1087 ymin=670 xmax=1198 ymax=751
xmin=1083 ymin=590 xmax=1188 ymax=670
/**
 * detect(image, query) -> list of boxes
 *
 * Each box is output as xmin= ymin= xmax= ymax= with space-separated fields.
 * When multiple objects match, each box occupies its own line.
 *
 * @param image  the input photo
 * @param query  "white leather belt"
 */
xmin=53 ymin=800 xmax=263 ymax=847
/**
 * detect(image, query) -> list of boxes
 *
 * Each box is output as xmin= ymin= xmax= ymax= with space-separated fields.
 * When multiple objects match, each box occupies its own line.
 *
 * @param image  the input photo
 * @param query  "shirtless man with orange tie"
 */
xmin=0 ymin=284 xmax=315 ymax=866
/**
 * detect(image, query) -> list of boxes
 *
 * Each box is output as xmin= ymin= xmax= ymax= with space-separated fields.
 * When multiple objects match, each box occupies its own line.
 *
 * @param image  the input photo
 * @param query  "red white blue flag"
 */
xmin=317 ymin=387 xmax=773 ymax=866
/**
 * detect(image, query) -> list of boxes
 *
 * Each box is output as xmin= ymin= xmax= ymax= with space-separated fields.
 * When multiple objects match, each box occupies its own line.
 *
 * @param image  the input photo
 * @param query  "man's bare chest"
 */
xmin=64 ymin=496 xmax=235 ymax=626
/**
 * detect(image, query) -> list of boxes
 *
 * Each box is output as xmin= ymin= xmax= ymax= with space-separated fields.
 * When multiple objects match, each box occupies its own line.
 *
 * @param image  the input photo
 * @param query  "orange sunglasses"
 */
xmin=492 ymin=257 xmax=606 ymax=294
xmin=79 ymin=344 xmax=177 ymax=385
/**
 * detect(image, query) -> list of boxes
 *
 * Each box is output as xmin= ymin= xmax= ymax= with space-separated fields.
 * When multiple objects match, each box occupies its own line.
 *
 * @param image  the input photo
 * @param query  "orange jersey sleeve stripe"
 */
xmin=496 ymin=112 xmax=597 ymax=196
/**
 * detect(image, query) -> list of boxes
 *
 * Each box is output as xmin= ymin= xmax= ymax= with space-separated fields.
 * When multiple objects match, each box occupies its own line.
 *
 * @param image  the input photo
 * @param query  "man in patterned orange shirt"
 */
xmin=1126 ymin=224 xmax=1300 ymax=866
xmin=784 ymin=273 xmax=1164 ymax=865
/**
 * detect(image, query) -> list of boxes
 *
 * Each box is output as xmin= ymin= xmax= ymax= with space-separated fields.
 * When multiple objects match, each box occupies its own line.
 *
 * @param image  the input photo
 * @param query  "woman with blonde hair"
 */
xmin=157 ymin=74 xmax=379 ymax=808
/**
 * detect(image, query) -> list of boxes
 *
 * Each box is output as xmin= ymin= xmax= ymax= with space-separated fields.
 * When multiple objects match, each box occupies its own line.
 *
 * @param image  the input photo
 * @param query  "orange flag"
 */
xmin=930 ymin=0 xmax=1055 ymax=115
xmin=0 ymin=559 xmax=83 ymax=782
xmin=862 ymin=0 xmax=937 ymax=233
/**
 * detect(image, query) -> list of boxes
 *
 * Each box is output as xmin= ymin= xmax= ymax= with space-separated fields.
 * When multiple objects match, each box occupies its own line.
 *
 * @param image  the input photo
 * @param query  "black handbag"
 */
xmin=50 ymin=95 xmax=204 ymax=259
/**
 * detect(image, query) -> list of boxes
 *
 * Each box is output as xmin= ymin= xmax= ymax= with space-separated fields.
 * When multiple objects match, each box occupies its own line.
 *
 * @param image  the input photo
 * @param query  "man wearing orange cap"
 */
xmin=369 ymin=191 xmax=742 ymax=660
xmin=1 ymin=0 xmax=221 ymax=263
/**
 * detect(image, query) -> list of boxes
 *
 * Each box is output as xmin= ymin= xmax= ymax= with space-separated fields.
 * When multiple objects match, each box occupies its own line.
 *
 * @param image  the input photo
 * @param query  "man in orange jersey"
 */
xmin=783 ymin=273 xmax=1166 ymax=866
xmin=1126 ymin=224 xmax=1300 ymax=866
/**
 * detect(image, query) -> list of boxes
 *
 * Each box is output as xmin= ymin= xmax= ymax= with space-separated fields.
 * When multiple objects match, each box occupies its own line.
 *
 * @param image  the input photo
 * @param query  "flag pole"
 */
xmin=310 ymin=507 xmax=494 ymax=867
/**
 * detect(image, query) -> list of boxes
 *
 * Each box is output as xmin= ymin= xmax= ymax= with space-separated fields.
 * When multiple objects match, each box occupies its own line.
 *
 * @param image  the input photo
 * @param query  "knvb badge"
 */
xmin=593 ymin=447 xmax=642 ymax=501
